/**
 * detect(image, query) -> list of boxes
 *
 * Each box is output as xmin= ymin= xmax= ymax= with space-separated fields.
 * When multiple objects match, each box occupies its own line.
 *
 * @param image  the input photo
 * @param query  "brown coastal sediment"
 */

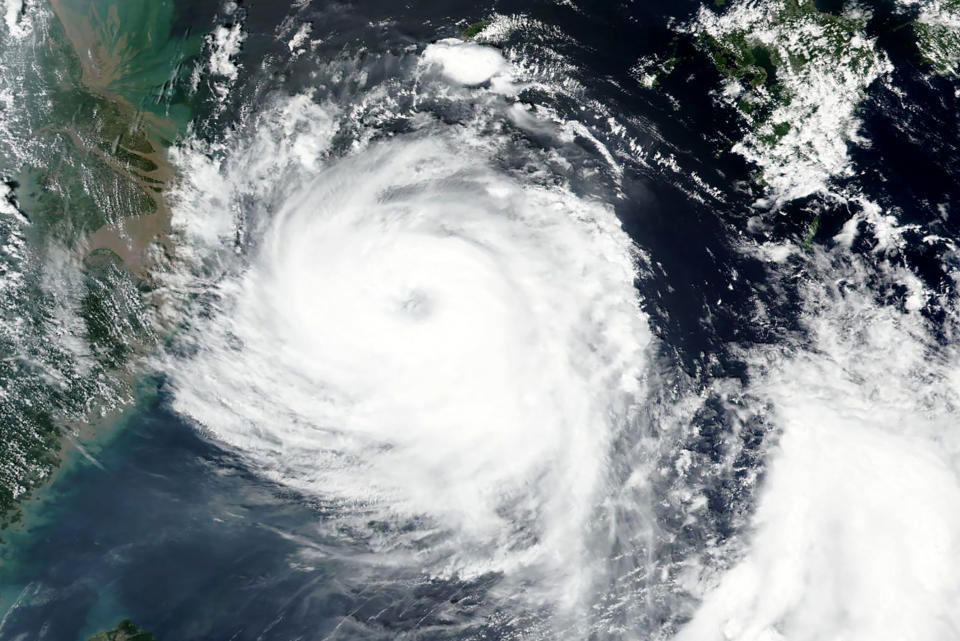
xmin=45 ymin=1 xmax=187 ymax=457
xmin=49 ymin=0 xmax=140 ymax=93
xmin=80 ymin=123 xmax=176 ymax=276
xmin=49 ymin=0 xmax=183 ymax=276
xmin=0 ymin=0 xmax=200 ymax=530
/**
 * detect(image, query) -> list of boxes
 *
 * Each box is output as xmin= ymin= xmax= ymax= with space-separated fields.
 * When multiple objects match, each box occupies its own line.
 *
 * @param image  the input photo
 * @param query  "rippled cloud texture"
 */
xmin=165 ymin=39 xmax=652 ymax=629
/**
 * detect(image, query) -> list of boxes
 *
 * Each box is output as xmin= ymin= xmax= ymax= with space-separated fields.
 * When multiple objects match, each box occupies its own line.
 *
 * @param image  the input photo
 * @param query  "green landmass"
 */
xmin=910 ymin=0 xmax=960 ymax=75
xmin=0 ymin=0 xmax=201 ymax=526
xmin=86 ymin=619 xmax=156 ymax=641
xmin=694 ymin=0 xmax=876 ymax=127
xmin=463 ymin=19 xmax=491 ymax=39
xmin=802 ymin=214 xmax=820 ymax=250
xmin=678 ymin=0 xmax=890 ymax=204
xmin=81 ymin=248 xmax=154 ymax=369
xmin=635 ymin=36 xmax=683 ymax=88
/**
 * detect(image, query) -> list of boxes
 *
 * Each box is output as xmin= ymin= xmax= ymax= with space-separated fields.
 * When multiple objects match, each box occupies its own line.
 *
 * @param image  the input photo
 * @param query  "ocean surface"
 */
xmin=2 ymin=389 xmax=506 ymax=640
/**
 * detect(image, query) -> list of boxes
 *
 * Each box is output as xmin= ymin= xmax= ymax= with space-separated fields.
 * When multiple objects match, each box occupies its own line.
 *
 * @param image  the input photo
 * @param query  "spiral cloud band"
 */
xmin=169 ymin=126 xmax=651 ymax=606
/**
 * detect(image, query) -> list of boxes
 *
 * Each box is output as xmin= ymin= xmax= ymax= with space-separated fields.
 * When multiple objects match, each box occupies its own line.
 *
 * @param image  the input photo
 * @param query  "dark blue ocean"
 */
xmin=0 ymin=390 xmax=508 ymax=640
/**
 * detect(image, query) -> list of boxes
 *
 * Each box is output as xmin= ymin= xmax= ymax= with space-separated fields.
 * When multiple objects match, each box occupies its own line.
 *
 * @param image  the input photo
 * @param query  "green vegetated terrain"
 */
xmin=463 ymin=19 xmax=492 ymax=39
xmin=692 ymin=0 xmax=880 ymax=151
xmin=0 ymin=0 xmax=202 ymax=526
xmin=86 ymin=619 xmax=156 ymax=641
xmin=909 ymin=0 xmax=960 ymax=75
xmin=681 ymin=0 xmax=960 ymax=181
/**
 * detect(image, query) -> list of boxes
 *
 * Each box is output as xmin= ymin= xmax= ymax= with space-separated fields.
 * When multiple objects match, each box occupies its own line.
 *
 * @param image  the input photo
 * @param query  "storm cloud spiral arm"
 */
xmin=166 ymin=86 xmax=652 ymax=615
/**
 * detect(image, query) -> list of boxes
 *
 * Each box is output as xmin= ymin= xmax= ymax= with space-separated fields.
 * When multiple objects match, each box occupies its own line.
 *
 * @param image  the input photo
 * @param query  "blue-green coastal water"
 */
xmin=1 ymin=390 xmax=489 ymax=640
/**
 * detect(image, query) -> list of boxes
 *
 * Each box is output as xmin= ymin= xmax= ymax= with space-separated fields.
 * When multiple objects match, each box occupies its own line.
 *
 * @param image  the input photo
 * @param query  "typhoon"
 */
xmin=163 ymin=38 xmax=654 ymax=633
xmin=6 ymin=2 xmax=960 ymax=641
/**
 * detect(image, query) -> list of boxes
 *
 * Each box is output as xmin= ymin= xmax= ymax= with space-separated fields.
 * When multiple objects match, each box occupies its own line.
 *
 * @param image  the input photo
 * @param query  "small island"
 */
xmin=86 ymin=620 xmax=156 ymax=641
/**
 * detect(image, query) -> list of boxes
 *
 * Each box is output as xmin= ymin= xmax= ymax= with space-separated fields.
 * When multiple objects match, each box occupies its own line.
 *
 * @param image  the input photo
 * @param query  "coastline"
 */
xmin=0 ymin=0 xmax=202 ymax=530
xmin=49 ymin=0 xmax=198 ymax=275
xmin=0 ymin=375 xmax=162 ymax=541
